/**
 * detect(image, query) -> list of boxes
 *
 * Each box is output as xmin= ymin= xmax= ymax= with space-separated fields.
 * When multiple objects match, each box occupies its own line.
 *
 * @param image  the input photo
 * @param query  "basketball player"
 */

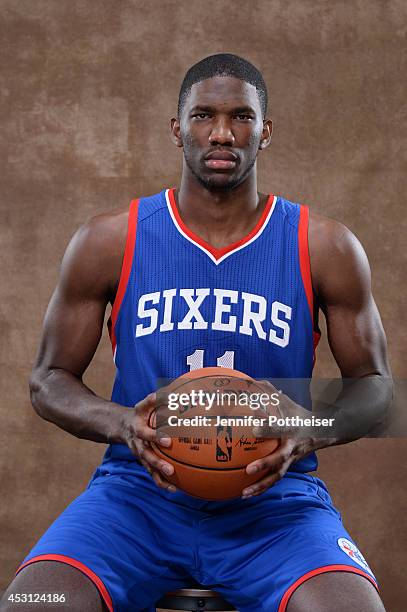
xmin=1 ymin=54 xmax=392 ymax=611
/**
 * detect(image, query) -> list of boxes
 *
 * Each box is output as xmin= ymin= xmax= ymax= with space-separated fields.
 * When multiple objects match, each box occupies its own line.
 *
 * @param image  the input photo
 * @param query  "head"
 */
xmin=171 ymin=53 xmax=272 ymax=192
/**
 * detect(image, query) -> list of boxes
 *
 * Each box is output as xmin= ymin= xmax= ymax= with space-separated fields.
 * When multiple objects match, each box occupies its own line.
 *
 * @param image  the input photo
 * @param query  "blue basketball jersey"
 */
xmin=104 ymin=188 xmax=320 ymax=473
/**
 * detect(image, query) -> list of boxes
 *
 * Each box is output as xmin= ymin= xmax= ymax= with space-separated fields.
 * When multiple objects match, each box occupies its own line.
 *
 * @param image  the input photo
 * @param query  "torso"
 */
xmin=104 ymin=188 xmax=319 ymax=473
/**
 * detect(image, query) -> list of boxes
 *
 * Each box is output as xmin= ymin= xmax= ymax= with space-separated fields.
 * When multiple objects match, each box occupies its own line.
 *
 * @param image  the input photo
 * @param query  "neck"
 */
xmin=175 ymin=164 xmax=267 ymax=249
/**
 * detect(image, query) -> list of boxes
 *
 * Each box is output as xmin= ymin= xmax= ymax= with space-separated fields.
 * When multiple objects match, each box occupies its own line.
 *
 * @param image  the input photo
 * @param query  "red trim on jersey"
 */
xmin=108 ymin=198 xmax=139 ymax=354
xmin=278 ymin=564 xmax=378 ymax=612
xmin=298 ymin=205 xmax=314 ymax=324
xmin=15 ymin=554 xmax=113 ymax=612
xmin=313 ymin=330 xmax=321 ymax=352
xmin=298 ymin=205 xmax=321 ymax=366
xmin=168 ymin=188 xmax=275 ymax=261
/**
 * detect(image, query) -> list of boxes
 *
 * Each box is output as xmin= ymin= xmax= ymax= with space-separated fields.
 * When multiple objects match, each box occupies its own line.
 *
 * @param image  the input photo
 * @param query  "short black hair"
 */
xmin=178 ymin=53 xmax=268 ymax=118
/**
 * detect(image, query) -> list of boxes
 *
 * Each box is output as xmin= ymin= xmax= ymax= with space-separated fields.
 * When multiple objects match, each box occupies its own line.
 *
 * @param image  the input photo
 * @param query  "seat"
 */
xmin=156 ymin=582 xmax=236 ymax=611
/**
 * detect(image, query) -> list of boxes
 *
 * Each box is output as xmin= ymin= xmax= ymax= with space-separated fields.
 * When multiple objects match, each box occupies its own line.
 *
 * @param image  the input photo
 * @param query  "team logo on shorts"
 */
xmin=337 ymin=537 xmax=372 ymax=573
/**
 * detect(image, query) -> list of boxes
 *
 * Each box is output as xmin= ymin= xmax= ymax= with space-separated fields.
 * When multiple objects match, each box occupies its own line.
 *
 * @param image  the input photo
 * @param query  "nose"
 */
xmin=208 ymin=116 xmax=235 ymax=146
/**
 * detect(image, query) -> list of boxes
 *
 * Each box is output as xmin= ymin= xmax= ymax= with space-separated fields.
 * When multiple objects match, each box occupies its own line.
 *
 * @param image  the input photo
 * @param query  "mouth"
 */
xmin=204 ymin=150 xmax=238 ymax=171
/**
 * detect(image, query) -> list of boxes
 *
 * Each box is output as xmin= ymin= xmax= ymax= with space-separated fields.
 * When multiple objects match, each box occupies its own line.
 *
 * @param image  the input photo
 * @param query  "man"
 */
xmin=1 ymin=54 xmax=392 ymax=611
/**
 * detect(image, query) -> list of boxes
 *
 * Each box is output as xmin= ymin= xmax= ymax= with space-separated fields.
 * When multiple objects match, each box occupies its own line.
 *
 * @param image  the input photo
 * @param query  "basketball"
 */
xmin=150 ymin=367 xmax=280 ymax=500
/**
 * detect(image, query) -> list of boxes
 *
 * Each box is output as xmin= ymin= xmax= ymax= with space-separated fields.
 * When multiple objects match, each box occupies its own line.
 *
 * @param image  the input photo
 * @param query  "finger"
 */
xmin=150 ymin=470 xmax=177 ymax=493
xmin=135 ymin=392 xmax=157 ymax=410
xmin=138 ymin=458 xmax=177 ymax=492
xmin=124 ymin=434 xmax=140 ymax=458
xmin=124 ymin=423 xmax=171 ymax=462
xmin=135 ymin=394 xmax=173 ymax=447
xmin=259 ymin=379 xmax=279 ymax=393
xmin=126 ymin=394 xmax=164 ymax=446
xmin=138 ymin=455 xmax=153 ymax=476
xmin=242 ymin=463 xmax=289 ymax=498
xmin=136 ymin=418 xmax=172 ymax=447
xmin=130 ymin=405 xmax=172 ymax=446
xmin=249 ymin=381 xmax=285 ymax=437
xmin=136 ymin=442 xmax=175 ymax=477
xmin=246 ymin=439 xmax=295 ymax=475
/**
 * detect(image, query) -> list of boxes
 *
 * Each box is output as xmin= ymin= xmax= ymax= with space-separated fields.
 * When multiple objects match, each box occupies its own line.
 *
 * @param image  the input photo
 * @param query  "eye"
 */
xmin=235 ymin=114 xmax=253 ymax=121
xmin=192 ymin=113 xmax=211 ymax=120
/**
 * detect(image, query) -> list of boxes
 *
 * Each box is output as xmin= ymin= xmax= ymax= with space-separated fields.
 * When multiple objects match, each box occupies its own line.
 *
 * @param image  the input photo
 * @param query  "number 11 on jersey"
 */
xmin=186 ymin=349 xmax=235 ymax=371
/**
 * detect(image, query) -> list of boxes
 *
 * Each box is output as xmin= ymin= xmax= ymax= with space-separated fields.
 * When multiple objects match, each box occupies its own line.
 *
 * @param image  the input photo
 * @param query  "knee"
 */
xmin=286 ymin=571 xmax=385 ymax=612
xmin=0 ymin=561 xmax=105 ymax=612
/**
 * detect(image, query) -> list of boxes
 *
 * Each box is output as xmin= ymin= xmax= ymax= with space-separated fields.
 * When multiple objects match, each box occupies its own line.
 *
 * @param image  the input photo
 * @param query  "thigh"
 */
xmin=12 ymin=468 xmax=198 ymax=612
xmin=0 ymin=561 xmax=106 ymax=612
xmin=286 ymin=571 xmax=385 ymax=612
xmin=196 ymin=473 xmax=380 ymax=612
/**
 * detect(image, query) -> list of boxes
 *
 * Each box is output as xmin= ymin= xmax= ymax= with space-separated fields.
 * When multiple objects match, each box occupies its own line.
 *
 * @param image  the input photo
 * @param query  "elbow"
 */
xmin=379 ymin=373 xmax=394 ymax=409
xmin=383 ymin=375 xmax=394 ymax=423
xmin=372 ymin=374 xmax=394 ymax=430
xmin=29 ymin=368 xmax=48 ymax=418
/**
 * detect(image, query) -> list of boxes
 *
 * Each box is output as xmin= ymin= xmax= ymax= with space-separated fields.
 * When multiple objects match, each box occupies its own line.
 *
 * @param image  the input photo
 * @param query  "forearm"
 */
xmin=29 ymin=367 xmax=131 ymax=445
xmin=312 ymin=374 xmax=393 ymax=448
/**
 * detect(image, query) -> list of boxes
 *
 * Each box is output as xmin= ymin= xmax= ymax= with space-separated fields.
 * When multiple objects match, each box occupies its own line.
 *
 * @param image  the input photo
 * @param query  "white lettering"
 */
xmin=212 ymin=289 xmax=238 ymax=332
xmin=269 ymin=301 xmax=292 ymax=347
xmin=160 ymin=289 xmax=177 ymax=332
xmin=178 ymin=288 xmax=210 ymax=330
xmin=239 ymin=292 xmax=267 ymax=339
xmin=135 ymin=292 xmax=160 ymax=337
xmin=134 ymin=288 xmax=293 ymax=346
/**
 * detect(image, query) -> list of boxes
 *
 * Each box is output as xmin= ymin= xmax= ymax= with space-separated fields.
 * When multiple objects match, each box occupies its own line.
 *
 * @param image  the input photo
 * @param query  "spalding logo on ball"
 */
xmin=149 ymin=367 xmax=280 ymax=500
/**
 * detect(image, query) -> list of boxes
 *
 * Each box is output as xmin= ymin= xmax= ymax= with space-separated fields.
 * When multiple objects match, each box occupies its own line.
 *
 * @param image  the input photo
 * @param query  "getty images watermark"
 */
xmin=164 ymin=388 xmax=335 ymax=429
xmin=155 ymin=377 xmax=404 ymax=439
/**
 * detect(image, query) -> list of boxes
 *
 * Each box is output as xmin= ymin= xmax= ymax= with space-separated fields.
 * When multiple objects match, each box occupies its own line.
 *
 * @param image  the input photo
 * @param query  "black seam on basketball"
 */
xmin=151 ymin=442 xmax=273 ymax=471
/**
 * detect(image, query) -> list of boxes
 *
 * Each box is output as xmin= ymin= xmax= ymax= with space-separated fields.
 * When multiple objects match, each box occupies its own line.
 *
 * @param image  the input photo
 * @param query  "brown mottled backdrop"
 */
xmin=0 ymin=0 xmax=406 ymax=609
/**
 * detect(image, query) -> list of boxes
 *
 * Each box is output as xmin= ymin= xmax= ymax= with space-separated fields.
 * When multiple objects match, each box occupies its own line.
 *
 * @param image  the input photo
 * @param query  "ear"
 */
xmin=170 ymin=117 xmax=183 ymax=148
xmin=258 ymin=118 xmax=273 ymax=150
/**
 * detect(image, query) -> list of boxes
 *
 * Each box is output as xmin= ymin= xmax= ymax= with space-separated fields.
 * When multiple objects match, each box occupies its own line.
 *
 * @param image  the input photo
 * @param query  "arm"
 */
xmin=29 ymin=211 xmax=175 ymax=489
xmin=243 ymin=213 xmax=393 ymax=497
xmin=308 ymin=213 xmax=393 ymax=443
xmin=29 ymin=212 xmax=128 ymax=442
xmin=311 ymin=213 xmax=390 ymax=380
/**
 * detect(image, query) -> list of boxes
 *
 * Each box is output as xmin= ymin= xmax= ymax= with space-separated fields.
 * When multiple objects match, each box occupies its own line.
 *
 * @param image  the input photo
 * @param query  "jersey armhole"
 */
xmin=298 ymin=205 xmax=321 ymax=357
xmin=108 ymin=198 xmax=139 ymax=356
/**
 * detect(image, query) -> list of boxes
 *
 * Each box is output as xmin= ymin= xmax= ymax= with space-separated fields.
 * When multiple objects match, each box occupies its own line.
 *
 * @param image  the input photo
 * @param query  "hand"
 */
xmin=242 ymin=380 xmax=325 ymax=498
xmin=121 ymin=393 xmax=176 ymax=492
xmin=242 ymin=436 xmax=322 ymax=498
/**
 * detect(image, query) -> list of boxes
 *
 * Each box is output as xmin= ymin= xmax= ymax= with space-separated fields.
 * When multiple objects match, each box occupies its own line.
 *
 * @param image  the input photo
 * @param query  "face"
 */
xmin=171 ymin=76 xmax=272 ymax=191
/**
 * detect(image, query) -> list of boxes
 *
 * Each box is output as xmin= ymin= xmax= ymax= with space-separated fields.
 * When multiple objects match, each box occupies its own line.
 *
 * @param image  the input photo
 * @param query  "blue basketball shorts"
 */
xmin=16 ymin=461 xmax=378 ymax=612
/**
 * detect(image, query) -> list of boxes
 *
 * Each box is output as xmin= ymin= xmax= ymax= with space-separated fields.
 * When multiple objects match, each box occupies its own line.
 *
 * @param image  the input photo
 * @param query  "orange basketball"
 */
xmin=150 ymin=367 xmax=280 ymax=500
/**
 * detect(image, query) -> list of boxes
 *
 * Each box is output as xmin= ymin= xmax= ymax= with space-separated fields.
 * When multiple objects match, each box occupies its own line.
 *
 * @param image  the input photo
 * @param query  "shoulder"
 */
xmin=309 ymin=209 xmax=355 ymax=254
xmin=73 ymin=206 xmax=129 ymax=260
xmin=308 ymin=209 xmax=372 ymax=301
xmin=60 ymin=205 xmax=130 ymax=302
xmin=308 ymin=209 xmax=367 ymax=263
xmin=67 ymin=205 xmax=130 ymax=277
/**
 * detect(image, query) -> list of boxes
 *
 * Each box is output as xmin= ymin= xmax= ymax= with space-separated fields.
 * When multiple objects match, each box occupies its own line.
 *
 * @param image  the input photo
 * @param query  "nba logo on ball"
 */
xmin=216 ymin=425 xmax=233 ymax=462
xmin=337 ymin=538 xmax=372 ymax=573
